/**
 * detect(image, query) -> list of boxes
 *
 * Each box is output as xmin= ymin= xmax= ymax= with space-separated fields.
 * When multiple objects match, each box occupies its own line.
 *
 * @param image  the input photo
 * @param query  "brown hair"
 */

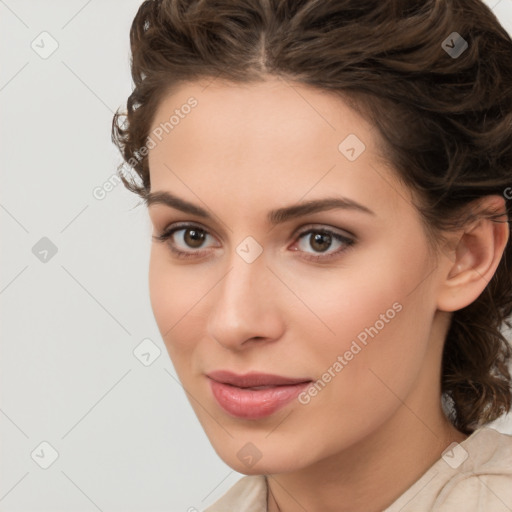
xmin=112 ymin=0 xmax=512 ymax=434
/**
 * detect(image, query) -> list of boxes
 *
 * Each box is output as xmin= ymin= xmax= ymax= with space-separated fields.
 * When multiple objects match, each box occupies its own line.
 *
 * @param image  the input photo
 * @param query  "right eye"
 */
xmin=152 ymin=223 xmax=220 ymax=259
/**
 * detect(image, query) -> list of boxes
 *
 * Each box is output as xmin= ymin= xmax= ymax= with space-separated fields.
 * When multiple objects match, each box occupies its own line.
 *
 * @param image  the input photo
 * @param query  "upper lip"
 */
xmin=207 ymin=370 xmax=312 ymax=388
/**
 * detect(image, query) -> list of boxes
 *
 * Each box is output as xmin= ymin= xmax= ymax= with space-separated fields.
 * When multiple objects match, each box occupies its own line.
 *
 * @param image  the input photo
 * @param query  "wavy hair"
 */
xmin=112 ymin=0 xmax=512 ymax=434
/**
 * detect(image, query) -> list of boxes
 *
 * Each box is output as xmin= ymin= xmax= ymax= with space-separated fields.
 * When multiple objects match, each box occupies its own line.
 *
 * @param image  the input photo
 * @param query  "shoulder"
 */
xmin=202 ymin=475 xmax=267 ymax=512
xmin=434 ymin=428 xmax=512 ymax=511
xmin=385 ymin=427 xmax=512 ymax=512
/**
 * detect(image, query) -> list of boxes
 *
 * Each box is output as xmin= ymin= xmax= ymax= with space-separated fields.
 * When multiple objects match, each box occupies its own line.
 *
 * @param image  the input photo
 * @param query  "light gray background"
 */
xmin=1 ymin=1 xmax=511 ymax=511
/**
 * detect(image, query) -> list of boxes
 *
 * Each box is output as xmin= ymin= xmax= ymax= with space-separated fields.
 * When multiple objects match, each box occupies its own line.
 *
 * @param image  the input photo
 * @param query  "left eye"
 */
xmin=292 ymin=228 xmax=354 ymax=256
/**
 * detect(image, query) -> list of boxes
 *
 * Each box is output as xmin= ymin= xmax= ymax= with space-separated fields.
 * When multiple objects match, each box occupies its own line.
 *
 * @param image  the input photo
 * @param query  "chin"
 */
xmin=208 ymin=435 xmax=315 ymax=476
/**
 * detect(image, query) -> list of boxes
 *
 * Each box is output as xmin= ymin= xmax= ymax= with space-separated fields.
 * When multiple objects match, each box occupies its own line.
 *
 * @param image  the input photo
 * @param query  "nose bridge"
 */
xmin=215 ymin=248 xmax=267 ymax=322
xmin=207 ymin=244 xmax=282 ymax=347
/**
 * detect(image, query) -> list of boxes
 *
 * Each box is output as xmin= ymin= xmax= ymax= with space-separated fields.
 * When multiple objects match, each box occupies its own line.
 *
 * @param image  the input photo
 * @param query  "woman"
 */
xmin=112 ymin=0 xmax=512 ymax=510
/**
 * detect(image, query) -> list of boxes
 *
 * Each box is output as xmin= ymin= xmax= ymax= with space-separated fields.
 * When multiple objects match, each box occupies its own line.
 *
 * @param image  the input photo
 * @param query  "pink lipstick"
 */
xmin=207 ymin=370 xmax=312 ymax=420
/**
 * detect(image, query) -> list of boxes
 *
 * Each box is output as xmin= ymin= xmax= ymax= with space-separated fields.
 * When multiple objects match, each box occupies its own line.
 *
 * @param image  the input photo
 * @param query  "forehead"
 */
xmin=147 ymin=78 xmax=412 ymax=221
xmin=153 ymin=77 xmax=373 ymax=136
xmin=149 ymin=79 xmax=375 ymax=170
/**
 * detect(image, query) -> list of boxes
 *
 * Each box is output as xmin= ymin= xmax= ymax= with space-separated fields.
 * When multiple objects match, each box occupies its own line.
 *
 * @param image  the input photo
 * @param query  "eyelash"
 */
xmin=152 ymin=223 xmax=356 ymax=262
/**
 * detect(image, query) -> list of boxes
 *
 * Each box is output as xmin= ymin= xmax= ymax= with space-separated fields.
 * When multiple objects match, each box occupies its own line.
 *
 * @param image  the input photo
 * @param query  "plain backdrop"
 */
xmin=1 ymin=1 xmax=511 ymax=511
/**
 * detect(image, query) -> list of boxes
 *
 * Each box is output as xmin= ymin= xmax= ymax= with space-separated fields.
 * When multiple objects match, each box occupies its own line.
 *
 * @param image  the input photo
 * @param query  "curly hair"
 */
xmin=112 ymin=0 xmax=512 ymax=434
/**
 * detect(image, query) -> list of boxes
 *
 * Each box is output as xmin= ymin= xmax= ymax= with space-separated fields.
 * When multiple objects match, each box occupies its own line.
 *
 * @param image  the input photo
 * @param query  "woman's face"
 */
xmin=147 ymin=77 xmax=450 ymax=474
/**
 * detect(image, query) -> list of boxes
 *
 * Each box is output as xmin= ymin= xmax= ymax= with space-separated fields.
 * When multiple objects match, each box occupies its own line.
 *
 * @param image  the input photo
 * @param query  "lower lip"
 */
xmin=208 ymin=379 xmax=311 ymax=419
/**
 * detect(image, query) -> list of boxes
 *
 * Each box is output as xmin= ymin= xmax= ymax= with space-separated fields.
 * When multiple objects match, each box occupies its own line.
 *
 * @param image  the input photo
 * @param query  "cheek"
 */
xmin=148 ymin=249 xmax=205 ymax=358
xmin=290 ymin=291 xmax=430 ymax=455
xmin=291 ymin=238 xmax=433 ymax=401
xmin=284 ymin=243 xmax=417 ymax=351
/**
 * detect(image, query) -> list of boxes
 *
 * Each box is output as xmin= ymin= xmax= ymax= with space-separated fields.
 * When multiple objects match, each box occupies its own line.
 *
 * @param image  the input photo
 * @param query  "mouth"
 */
xmin=206 ymin=370 xmax=312 ymax=387
xmin=206 ymin=370 xmax=313 ymax=419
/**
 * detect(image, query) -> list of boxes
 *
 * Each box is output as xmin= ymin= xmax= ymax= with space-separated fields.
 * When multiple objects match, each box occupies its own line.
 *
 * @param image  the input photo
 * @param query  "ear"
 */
xmin=436 ymin=195 xmax=509 ymax=312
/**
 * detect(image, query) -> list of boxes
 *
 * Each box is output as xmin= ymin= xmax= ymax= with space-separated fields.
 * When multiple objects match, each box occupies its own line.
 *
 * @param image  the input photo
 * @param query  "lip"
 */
xmin=207 ymin=370 xmax=312 ymax=387
xmin=207 ymin=370 xmax=312 ymax=419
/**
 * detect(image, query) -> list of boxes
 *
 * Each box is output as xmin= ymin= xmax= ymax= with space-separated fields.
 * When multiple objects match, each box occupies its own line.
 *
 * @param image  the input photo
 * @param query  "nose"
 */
xmin=207 ymin=248 xmax=285 ymax=351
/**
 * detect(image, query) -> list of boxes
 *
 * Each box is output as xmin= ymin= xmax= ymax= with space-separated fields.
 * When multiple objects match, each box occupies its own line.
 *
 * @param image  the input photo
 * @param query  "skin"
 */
xmin=146 ymin=76 xmax=509 ymax=512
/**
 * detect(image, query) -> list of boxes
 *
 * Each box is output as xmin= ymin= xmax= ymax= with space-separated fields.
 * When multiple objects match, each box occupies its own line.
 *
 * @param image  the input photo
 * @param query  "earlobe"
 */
xmin=436 ymin=196 xmax=509 ymax=313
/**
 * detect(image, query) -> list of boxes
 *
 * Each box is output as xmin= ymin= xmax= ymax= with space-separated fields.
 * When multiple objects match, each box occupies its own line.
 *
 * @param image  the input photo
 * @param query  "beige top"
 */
xmin=203 ymin=427 xmax=512 ymax=511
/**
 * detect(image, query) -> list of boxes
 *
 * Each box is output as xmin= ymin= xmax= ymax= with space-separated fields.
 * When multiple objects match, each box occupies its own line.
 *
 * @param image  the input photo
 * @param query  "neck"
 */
xmin=266 ymin=398 xmax=467 ymax=512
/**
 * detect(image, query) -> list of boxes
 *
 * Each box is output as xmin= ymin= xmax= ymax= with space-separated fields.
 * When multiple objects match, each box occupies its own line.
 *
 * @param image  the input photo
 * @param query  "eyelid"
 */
xmin=152 ymin=221 xmax=221 ymax=248
xmin=155 ymin=220 xmax=218 ymax=237
xmin=153 ymin=221 xmax=356 ymax=261
xmin=289 ymin=225 xmax=355 ymax=261
xmin=291 ymin=222 xmax=355 ymax=240
xmin=155 ymin=221 xmax=354 ymax=243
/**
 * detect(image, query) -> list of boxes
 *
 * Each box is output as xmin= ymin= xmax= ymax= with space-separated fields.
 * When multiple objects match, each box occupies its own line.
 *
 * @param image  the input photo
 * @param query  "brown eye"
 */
xmin=152 ymin=224 xmax=218 ymax=258
xmin=309 ymin=232 xmax=332 ymax=252
xmin=291 ymin=227 xmax=355 ymax=262
xmin=183 ymin=228 xmax=207 ymax=248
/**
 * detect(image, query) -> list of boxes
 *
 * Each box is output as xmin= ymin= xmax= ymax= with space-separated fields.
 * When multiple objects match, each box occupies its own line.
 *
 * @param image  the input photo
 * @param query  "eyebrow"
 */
xmin=145 ymin=190 xmax=375 ymax=225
